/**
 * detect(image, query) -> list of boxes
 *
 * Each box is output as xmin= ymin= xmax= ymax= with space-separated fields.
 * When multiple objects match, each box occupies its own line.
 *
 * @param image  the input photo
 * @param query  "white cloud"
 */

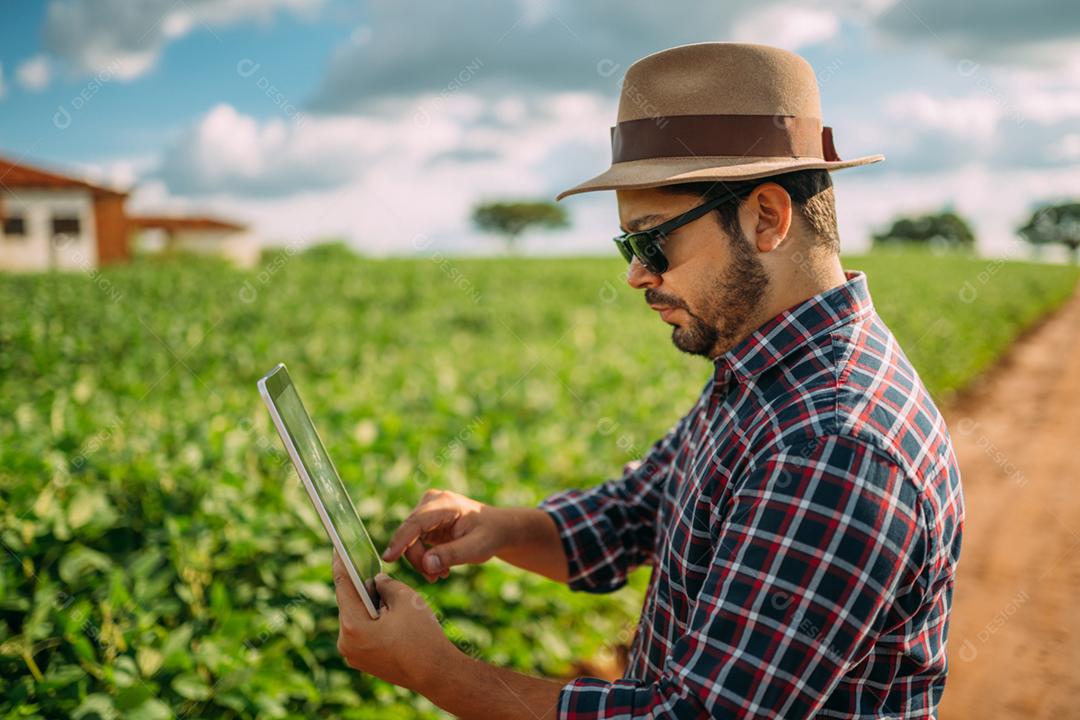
xmin=877 ymin=79 xmax=1080 ymax=171
xmin=40 ymin=0 xmax=324 ymax=82
xmin=15 ymin=55 xmax=52 ymax=92
xmin=155 ymin=100 xmax=465 ymax=197
xmin=1014 ymin=91 xmax=1080 ymax=125
xmin=142 ymin=91 xmax=616 ymax=253
xmin=872 ymin=0 xmax=1080 ymax=66
xmin=732 ymin=5 xmax=841 ymax=51
xmin=307 ymin=0 xmax=783 ymax=112
xmin=1053 ymin=133 xmax=1080 ymax=161
xmin=885 ymin=91 xmax=1003 ymax=141
xmin=73 ymin=155 xmax=157 ymax=192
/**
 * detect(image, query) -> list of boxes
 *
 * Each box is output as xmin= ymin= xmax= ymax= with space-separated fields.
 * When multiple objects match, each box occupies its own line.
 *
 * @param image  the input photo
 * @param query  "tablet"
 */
xmin=257 ymin=363 xmax=382 ymax=619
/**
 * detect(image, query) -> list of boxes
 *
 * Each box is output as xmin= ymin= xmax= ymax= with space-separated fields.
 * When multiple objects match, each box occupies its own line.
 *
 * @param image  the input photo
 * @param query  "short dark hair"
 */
xmin=659 ymin=168 xmax=839 ymax=253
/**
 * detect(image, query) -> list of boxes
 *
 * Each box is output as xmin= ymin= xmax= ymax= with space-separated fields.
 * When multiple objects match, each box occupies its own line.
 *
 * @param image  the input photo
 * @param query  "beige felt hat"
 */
xmin=555 ymin=42 xmax=884 ymax=202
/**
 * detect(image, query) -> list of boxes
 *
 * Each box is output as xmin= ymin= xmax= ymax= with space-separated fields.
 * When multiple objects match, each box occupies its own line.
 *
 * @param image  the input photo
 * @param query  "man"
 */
xmin=333 ymin=42 xmax=965 ymax=719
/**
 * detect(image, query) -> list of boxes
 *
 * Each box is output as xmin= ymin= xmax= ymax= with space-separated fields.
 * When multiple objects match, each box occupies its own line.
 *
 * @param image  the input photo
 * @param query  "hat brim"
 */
xmin=554 ymin=153 xmax=885 ymax=202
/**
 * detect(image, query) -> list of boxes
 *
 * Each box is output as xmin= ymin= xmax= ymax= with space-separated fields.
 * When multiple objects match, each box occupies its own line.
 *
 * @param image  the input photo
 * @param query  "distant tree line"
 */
xmin=1017 ymin=202 xmax=1080 ymax=263
xmin=872 ymin=201 xmax=1080 ymax=263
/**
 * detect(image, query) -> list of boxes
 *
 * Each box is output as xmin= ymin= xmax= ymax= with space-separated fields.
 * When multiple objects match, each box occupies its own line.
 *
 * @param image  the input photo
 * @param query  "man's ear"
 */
xmin=748 ymin=183 xmax=793 ymax=253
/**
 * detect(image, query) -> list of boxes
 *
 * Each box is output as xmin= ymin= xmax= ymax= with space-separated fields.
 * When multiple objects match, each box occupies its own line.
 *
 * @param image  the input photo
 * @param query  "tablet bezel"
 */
xmin=257 ymin=362 xmax=382 ymax=620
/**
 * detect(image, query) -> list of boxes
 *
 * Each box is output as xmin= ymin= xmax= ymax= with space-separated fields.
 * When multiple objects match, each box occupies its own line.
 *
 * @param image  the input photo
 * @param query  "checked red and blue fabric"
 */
xmin=538 ymin=269 xmax=965 ymax=719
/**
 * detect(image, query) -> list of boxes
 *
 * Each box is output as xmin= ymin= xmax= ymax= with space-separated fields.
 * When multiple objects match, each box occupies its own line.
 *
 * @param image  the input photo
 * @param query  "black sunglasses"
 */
xmin=613 ymin=187 xmax=751 ymax=274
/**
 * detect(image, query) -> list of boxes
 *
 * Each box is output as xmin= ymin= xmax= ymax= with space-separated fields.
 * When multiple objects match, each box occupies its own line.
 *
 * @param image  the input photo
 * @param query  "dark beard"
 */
xmin=650 ymin=230 xmax=770 ymax=358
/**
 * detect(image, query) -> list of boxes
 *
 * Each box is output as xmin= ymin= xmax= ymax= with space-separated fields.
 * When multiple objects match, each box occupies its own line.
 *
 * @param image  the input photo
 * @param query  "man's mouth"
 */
xmin=650 ymin=304 xmax=680 ymax=321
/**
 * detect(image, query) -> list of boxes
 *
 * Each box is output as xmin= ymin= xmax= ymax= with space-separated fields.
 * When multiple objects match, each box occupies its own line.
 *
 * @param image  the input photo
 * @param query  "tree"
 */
xmin=871 ymin=210 xmax=976 ymax=251
xmin=1018 ymin=202 xmax=1080 ymax=264
xmin=471 ymin=200 xmax=569 ymax=253
xmin=300 ymin=238 xmax=356 ymax=261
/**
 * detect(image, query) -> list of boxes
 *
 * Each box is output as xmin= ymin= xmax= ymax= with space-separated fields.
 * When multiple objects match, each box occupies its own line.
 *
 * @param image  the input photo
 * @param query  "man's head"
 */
xmin=617 ymin=168 xmax=841 ymax=360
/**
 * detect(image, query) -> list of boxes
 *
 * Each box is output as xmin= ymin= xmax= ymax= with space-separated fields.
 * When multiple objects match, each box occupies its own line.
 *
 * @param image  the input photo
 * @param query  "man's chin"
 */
xmin=671 ymin=327 xmax=714 ymax=358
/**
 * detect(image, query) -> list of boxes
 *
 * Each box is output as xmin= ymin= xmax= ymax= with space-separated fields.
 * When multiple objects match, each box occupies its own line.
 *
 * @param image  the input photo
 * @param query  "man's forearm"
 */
xmin=420 ymin=506 xmax=569 ymax=717
xmin=492 ymin=506 xmax=568 ymax=583
xmin=419 ymin=645 xmax=565 ymax=720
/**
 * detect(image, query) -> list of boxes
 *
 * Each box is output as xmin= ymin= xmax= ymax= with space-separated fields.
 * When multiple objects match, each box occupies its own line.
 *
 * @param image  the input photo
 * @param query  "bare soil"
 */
xmin=939 ymin=284 xmax=1080 ymax=719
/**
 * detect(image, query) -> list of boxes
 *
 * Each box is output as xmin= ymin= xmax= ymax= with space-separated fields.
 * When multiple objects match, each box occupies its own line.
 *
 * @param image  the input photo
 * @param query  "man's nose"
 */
xmin=626 ymin=256 xmax=662 ymax=289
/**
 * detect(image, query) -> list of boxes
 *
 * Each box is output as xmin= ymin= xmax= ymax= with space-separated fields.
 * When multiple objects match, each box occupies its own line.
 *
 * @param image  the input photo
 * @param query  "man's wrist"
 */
xmin=488 ymin=505 xmax=568 ymax=584
xmin=493 ymin=506 xmax=546 ymax=552
xmin=415 ymin=643 xmax=566 ymax=720
xmin=409 ymin=634 xmax=466 ymax=695
xmin=494 ymin=505 xmax=524 ymax=549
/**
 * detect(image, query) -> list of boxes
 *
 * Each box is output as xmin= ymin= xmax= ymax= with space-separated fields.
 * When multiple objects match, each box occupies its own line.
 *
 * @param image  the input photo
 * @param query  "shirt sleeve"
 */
xmin=553 ymin=434 xmax=929 ymax=719
xmin=536 ymin=409 xmax=692 ymax=594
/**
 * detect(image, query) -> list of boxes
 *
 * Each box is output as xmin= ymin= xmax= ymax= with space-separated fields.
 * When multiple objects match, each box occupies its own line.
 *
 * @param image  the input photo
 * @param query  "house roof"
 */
xmin=0 ymin=154 xmax=130 ymax=197
xmin=129 ymin=215 xmax=248 ymax=233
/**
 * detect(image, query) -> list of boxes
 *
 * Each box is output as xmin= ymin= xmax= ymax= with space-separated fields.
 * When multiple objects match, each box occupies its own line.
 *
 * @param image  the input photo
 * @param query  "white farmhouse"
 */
xmin=0 ymin=153 xmax=259 ymax=271
xmin=0 ymin=154 xmax=130 ymax=272
xmin=129 ymin=215 xmax=260 ymax=268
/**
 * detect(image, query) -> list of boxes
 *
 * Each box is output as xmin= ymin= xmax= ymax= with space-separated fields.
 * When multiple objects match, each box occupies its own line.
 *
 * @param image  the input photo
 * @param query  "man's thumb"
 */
xmin=373 ymin=572 xmax=407 ymax=604
xmin=422 ymin=533 xmax=483 ymax=573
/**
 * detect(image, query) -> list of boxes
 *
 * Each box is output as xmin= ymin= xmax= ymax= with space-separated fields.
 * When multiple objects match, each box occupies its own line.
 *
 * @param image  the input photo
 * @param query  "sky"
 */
xmin=1 ymin=0 xmax=1078 ymax=258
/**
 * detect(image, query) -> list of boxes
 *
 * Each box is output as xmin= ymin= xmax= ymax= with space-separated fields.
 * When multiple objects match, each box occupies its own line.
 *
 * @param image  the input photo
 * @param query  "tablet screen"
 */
xmin=266 ymin=370 xmax=382 ymax=600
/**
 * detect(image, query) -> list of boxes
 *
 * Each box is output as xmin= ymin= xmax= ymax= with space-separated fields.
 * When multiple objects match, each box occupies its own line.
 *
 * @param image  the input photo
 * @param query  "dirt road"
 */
xmin=939 ymin=284 xmax=1080 ymax=719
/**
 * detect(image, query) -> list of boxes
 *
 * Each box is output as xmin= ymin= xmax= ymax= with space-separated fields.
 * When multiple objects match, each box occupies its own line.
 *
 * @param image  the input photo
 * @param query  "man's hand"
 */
xmin=381 ymin=489 xmax=510 ymax=582
xmin=333 ymin=551 xmax=457 ymax=691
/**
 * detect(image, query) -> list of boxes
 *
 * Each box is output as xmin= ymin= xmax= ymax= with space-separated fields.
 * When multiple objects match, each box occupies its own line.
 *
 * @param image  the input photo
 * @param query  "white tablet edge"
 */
xmin=257 ymin=367 xmax=381 ymax=620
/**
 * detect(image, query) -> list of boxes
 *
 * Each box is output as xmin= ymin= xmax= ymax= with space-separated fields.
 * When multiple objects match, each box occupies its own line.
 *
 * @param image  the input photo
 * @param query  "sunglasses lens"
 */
xmin=614 ymin=238 xmax=634 ymax=264
xmin=629 ymin=235 xmax=668 ymax=274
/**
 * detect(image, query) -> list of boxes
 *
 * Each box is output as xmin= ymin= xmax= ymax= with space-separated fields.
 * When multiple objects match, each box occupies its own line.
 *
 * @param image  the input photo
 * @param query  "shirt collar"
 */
xmin=713 ymin=269 xmax=874 ymax=385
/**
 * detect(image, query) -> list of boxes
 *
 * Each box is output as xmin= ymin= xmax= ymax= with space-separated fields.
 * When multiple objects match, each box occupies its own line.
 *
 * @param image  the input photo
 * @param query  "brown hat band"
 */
xmin=610 ymin=114 xmax=841 ymax=164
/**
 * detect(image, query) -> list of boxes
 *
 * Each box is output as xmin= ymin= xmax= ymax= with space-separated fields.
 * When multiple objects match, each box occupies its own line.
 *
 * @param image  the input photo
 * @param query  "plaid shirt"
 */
xmin=538 ymin=270 xmax=964 ymax=719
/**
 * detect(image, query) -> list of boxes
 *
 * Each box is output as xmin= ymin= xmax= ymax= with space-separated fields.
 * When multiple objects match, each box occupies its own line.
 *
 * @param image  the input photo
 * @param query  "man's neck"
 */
xmin=709 ymin=252 xmax=847 ymax=363
xmin=766 ymin=252 xmax=847 ymax=321
xmin=716 ymin=255 xmax=846 ymax=361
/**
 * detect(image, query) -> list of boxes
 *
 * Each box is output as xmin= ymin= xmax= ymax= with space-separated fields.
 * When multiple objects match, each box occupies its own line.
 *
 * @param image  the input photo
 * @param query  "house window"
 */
xmin=2 ymin=215 xmax=27 ymax=238
xmin=52 ymin=216 xmax=81 ymax=238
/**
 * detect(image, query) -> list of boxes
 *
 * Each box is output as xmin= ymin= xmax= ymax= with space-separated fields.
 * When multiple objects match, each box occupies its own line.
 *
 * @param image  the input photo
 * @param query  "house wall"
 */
xmin=222 ymin=232 xmax=261 ymax=269
xmin=132 ymin=227 xmax=169 ymax=253
xmin=176 ymin=230 xmax=260 ymax=268
xmin=94 ymin=194 xmax=129 ymax=265
xmin=171 ymin=229 xmax=234 ymax=254
xmin=0 ymin=188 xmax=98 ymax=271
xmin=136 ymin=228 xmax=260 ymax=268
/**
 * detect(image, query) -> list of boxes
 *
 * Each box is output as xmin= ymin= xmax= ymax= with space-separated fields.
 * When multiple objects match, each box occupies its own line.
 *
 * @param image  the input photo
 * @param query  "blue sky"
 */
xmin=1 ymin=0 xmax=1078 ymax=257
